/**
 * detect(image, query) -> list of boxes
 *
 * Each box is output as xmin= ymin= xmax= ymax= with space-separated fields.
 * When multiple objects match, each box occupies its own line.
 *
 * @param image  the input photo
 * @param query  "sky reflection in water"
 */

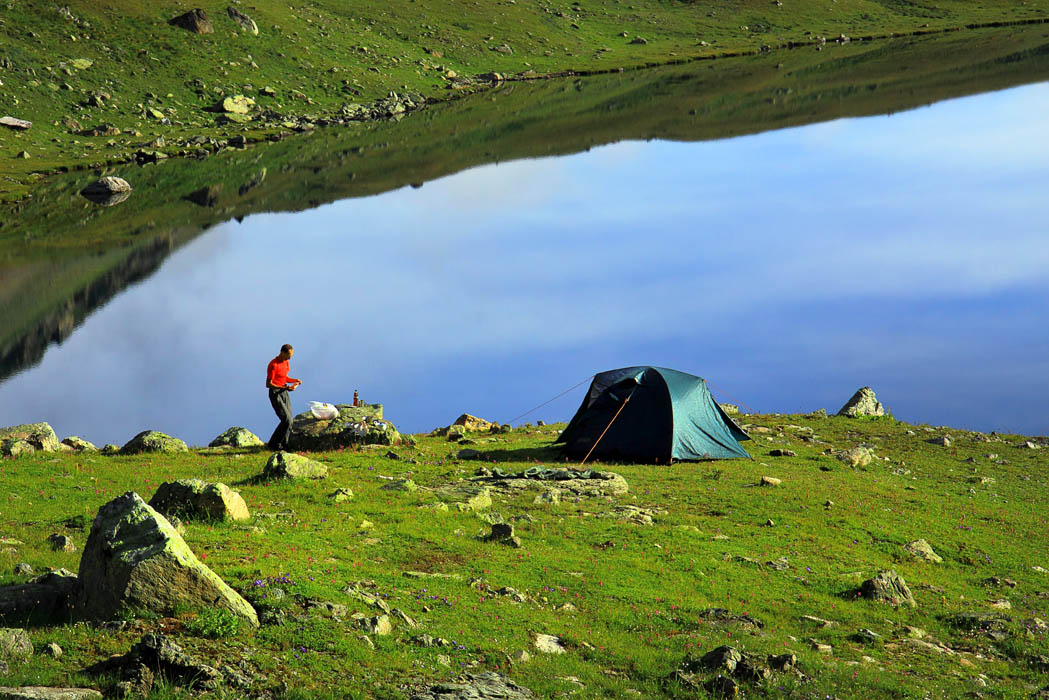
xmin=2 ymin=82 xmax=1048 ymax=445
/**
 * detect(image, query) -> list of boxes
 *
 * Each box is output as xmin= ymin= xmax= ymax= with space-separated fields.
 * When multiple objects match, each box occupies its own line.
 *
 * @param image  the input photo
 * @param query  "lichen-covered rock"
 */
xmin=61 ymin=436 xmax=97 ymax=452
xmin=262 ymin=452 xmax=327 ymax=480
xmin=218 ymin=95 xmax=255 ymax=114
xmin=0 ymin=628 xmax=32 ymax=662
xmin=120 ymin=431 xmax=188 ymax=455
xmin=148 ymin=479 xmax=250 ymax=522
xmin=0 ymin=440 xmax=34 ymax=458
xmin=286 ymin=403 xmax=400 ymax=451
xmin=0 ymin=423 xmax=60 ymax=452
xmin=227 ymin=6 xmax=259 ymax=35
xmin=208 ymin=427 xmax=262 ymax=448
xmin=904 ymin=539 xmax=943 ymax=563
xmin=452 ymin=414 xmax=498 ymax=432
xmin=837 ymin=387 xmax=885 ymax=417
xmin=858 ymin=570 xmax=916 ymax=608
xmin=836 ymin=446 xmax=872 ymax=467
xmin=100 ymin=444 xmax=121 ymax=455
xmin=75 ymin=492 xmax=258 ymax=626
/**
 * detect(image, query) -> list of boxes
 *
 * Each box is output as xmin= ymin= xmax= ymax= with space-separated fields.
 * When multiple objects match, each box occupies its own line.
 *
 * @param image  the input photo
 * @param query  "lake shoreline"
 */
xmin=2 ymin=8 xmax=1049 ymax=203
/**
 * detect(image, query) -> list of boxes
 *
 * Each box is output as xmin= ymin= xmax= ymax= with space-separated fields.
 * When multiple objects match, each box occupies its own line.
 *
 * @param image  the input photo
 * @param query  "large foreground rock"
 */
xmin=837 ymin=387 xmax=885 ymax=417
xmin=75 ymin=492 xmax=257 ymax=626
xmin=286 ymin=403 xmax=400 ymax=451
xmin=0 ymin=423 xmax=60 ymax=453
xmin=148 ymin=480 xmax=250 ymax=522
xmin=208 ymin=427 xmax=262 ymax=448
xmin=120 ymin=431 xmax=188 ymax=455
xmin=262 ymin=452 xmax=327 ymax=480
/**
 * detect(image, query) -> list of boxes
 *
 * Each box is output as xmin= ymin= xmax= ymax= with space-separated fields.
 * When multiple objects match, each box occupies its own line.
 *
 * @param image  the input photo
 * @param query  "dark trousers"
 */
xmin=268 ymin=388 xmax=292 ymax=450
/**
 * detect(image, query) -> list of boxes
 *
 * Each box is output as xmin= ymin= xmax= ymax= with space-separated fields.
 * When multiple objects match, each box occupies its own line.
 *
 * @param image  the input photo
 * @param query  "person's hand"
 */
xmin=288 ymin=383 xmax=297 ymax=391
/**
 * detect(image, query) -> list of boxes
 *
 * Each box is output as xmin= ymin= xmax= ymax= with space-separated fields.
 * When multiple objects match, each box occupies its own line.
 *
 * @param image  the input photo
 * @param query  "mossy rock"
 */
xmin=0 ymin=422 xmax=60 ymax=452
xmin=263 ymin=451 xmax=328 ymax=480
xmin=120 ymin=430 xmax=189 ymax=455
xmin=209 ymin=426 xmax=263 ymax=448
xmin=148 ymin=479 xmax=251 ymax=522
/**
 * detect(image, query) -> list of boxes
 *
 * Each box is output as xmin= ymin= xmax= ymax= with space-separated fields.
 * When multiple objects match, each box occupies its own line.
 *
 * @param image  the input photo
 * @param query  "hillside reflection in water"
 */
xmin=1 ymin=82 xmax=1047 ymax=445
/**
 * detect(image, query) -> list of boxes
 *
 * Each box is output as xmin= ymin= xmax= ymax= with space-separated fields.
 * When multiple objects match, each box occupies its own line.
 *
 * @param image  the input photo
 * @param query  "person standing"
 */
xmin=266 ymin=344 xmax=301 ymax=451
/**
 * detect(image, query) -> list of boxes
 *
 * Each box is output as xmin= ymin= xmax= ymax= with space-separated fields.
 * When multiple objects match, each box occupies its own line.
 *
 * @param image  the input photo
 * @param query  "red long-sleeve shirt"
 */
xmin=267 ymin=357 xmax=289 ymax=388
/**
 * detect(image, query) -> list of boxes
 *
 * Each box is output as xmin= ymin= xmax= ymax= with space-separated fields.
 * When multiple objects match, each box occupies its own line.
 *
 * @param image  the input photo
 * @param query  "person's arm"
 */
xmin=286 ymin=377 xmax=301 ymax=391
xmin=265 ymin=362 xmax=281 ymax=390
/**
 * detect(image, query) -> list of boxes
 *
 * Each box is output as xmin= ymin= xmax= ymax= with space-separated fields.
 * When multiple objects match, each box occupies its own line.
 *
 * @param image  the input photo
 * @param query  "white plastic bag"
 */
xmin=309 ymin=401 xmax=339 ymax=420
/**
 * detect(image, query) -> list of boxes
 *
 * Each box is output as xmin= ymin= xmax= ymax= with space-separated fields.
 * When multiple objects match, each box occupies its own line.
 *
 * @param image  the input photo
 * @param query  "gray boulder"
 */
xmin=226 ymin=6 xmax=258 ymax=34
xmin=837 ymin=387 xmax=885 ymax=417
xmin=904 ymin=539 xmax=943 ymax=563
xmin=80 ymin=176 xmax=131 ymax=198
xmin=411 ymin=672 xmax=534 ymax=700
xmin=61 ymin=437 xmax=97 ymax=452
xmin=262 ymin=451 xmax=327 ymax=480
xmin=858 ymin=570 xmax=916 ymax=607
xmin=148 ymin=479 xmax=250 ymax=522
xmin=0 ymin=628 xmax=32 ymax=663
xmin=75 ymin=492 xmax=258 ymax=626
xmin=169 ymin=9 xmax=213 ymax=34
xmin=208 ymin=427 xmax=262 ymax=448
xmin=120 ymin=431 xmax=188 ymax=455
xmin=0 ymin=423 xmax=60 ymax=452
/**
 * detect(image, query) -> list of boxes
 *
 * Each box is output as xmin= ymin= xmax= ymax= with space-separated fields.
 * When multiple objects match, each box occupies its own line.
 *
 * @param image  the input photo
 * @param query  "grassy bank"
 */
xmin=2 ymin=0 xmax=1049 ymax=199
xmin=1 ymin=411 xmax=1047 ymax=698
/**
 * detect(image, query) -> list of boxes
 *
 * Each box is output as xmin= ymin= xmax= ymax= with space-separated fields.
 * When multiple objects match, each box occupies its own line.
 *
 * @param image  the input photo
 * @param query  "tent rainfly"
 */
xmin=556 ymin=366 xmax=750 ymax=462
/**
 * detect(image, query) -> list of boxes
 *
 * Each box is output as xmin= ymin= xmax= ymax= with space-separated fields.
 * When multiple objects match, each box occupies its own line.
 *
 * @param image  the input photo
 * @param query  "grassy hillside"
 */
xmin=1 ymin=411 xmax=1047 ymax=698
xmin=1 ymin=0 xmax=1048 ymax=199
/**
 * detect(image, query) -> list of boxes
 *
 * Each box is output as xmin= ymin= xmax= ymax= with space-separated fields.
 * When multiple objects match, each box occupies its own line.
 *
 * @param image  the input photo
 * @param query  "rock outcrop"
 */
xmin=208 ymin=427 xmax=262 ymax=448
xmin=61 ymin=436 xmax=97 ymax=452
xmin=837 ymin=387 xmax=885 ymax=417
xmin=0 ymin=423 xmax=60 ymax=454
xmin=226 ymin=6 xmax=258 ymax=34
xmin=75 ymin=492 xmax=258 ymax=626
xmin=286 ymin=403 xmax=400 ymax=451
xmin=857 ymin=570 xmax=916 ymax=607
xmin=120 ymin=431 xmax=188 ymax=455
xmin=148 ymin=480 xmax=250 ymax=522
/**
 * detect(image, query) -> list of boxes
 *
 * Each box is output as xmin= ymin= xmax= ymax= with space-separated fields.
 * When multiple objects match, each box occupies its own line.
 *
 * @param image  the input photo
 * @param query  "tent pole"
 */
xmin=579 ymin=388 xmax=635 ymax=467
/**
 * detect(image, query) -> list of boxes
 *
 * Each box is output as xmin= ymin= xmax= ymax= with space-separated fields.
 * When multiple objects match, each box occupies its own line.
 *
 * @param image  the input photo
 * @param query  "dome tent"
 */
xmin=556 ymin=366 xmax=750 ymax=462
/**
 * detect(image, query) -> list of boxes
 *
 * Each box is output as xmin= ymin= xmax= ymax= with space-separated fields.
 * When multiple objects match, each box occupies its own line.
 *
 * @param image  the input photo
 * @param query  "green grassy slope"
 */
xmin=1 ymin=413 xmax=1047 ymax=698
xmin=1 ymin=0 xmax=1048 ymax=198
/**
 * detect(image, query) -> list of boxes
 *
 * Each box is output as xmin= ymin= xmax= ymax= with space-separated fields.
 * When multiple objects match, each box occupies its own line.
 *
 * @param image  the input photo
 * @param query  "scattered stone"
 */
xmin=946 ymin=612 xmax=1011 ymax=640
xmin=930 ymin=435 xmax=952 ymax=447
xmin=46 ymin=534 xmax=76 ymax=553
xmin=100 ymin=633 xmax=223 ymax=695
xmin=858 ymin=570 xmax=916 ymax=607
xmin=226 ymin=6 xmax=258 ymax=34
xmin=61 ymin=436 xmax=97 ymax=452
xmin=533 ymin=488 xmax=561 ymax=505
xmin=853 ymin=628 xmax=882 ymax=643
xmin=0 ymin=628 xmax=32 ymax=662
xmin=719 ymin=403 xmax=740 ymax=415
xmin=809 ymin=639 xmax=833 ymax=654
xmin=381 ymin=478 xmax=418 ymax=493
xmin=354 ymin=614 xmax=392 ymax=636
xmin=410 ymin=672 xmax=534 ymax=700
xmin=0 ymin=423 xmax=60 ymax=452
xmin=119 ymin=431 xmax=187 ymax=455
xmin=13 ymin=564 xmax=33 ymax=577
xmin=760 ymin=476 xmax=782 ymax=486
xmin=483 ymin=523 xmax=521 ymax=548
xmin=491 ymin=44 xmax=514 ymax=54
xmin=533 ymin=633 xmax=565 ymax=654
xmin=697 ymin=608 xmax=764 ymax=630
xmin=0 ymin=440 xmax=34 ymax=457
xmin=432 ymin=483 xmax=492 ymax=511
xmin=768 ymin=449 xmax=796 ymax=457
xmin=330 ymin=488 xmax=354 ymax=503
xmin=452 ymin=414 xmax=498 ymax=432
xmin=100 ymin=444 xmax=120 ymax=456
xmin=837 ymin=387 xmax=884 ymax=417
xmin=904 ymin=539 xmax=943 ymax=563
xmin=0 ymin=689 xmax=102 ymax=699
xmin=42 ymin=642 xmax=63 ymax=658
xmin=800 ymin=614 xmax=837 ymax=628
xmin=218 ymin=95 xmax=255 ymax=114
xmin=262 ymin=451 xmax=328 ymax=480
xmin=629 ymin=36 xmax=648 ymax=44
xmin=75 ymin=492 xmax=258 ymax=626
xmin=837 ymin=446 xmax=872 ymax=467
xmin=0 ymin=117 xmax=32 ymax=130
xmin=148 ymin=479 xmax=250 ymax=522
xmin=15 ymin=151 xmax=30 ymax=159
xmin=169 ymin=9 xmax=214 ymax=34
xmin=989 ymin=599 xmax=1012 ymax=610
xmin=208 ymin=427 xmax=262 ymax=448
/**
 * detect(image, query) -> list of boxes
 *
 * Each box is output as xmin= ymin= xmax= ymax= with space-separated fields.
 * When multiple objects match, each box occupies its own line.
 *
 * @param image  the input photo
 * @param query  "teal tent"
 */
xmin=556 ymin=366 xmax=750 ymax=462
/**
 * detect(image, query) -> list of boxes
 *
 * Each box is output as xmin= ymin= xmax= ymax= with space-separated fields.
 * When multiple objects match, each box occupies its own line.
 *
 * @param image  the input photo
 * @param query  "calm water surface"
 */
xmin=2 ymin=81 xmax=1048 ymax=446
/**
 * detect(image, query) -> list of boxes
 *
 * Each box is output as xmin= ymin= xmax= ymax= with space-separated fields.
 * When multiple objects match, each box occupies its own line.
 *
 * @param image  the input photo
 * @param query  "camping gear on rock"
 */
xmin=309 ymin=401 xmax=339 ymax=420
xmin=556 ymin=366 xmax=750 ymax=463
